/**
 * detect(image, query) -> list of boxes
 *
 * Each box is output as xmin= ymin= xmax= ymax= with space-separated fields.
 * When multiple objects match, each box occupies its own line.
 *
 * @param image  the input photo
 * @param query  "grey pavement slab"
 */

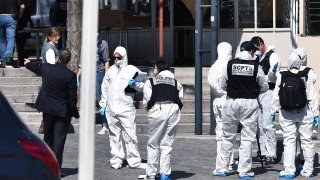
xmin=26 ymin=124 xmax=320 ymax=180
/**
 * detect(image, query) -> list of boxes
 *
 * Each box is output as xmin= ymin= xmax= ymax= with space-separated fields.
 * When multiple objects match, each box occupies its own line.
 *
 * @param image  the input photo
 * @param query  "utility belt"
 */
xmin=155 ymin=100 xmax=175 ymax=105
xmin=268 ymin=82 xmax=275 ymax=90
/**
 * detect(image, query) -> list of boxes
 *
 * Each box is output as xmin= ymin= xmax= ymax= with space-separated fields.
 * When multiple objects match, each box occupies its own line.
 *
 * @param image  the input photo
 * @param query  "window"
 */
xmin=257 ymin=0 xmax=273 ymax=28
xmin=276 ymin=0 xmax=290 ymax=28
xmin=219 ymin=0 xmax=290 ymax=29
xmin=306 ymin=0 xmax=320 ymax=35
xmin=238 ymin=0 xmax=254 ymax=28
xmin=220 ymin=0 xmax=234 ymax=28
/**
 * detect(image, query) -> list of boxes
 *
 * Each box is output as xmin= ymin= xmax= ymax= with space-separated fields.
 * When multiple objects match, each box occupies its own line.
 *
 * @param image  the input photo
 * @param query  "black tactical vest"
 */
xmin=259 ymin=50 xmax=275 ymax=89
xmin=259 ymin=50 xmax=274 ymax=75
xmin=147 ymin=76 xmax=183 ymax=110
xmin=227 ymin=59 xmax=259 ymax=99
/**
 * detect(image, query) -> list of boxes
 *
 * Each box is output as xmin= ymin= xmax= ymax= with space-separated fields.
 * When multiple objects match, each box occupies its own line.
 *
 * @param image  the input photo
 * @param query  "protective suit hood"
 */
xmin=292 ymin=48 xmax=307 ymax=66
xmin=235 ymin=51 xmax=254 ymax=60
xmin=113 ymin=46 xmax=128 ymax=69
xmin=288 ymin=52 xmax=302 ymax=70
xmin=157 ymin=70 xmax=174 ymax=79
xmin=217 ymin=42 xmax=232 ymax=61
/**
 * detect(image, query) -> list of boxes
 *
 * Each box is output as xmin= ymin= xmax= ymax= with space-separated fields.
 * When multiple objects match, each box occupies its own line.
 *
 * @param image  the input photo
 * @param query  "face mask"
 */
xmin=115 ymin=60 xmax=122 ymax=67
xmin=255 ymin=50 xmax=262 ymax=56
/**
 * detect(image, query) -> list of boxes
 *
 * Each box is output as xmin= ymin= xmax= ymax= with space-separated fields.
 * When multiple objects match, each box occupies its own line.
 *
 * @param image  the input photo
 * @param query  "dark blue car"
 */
xmin=0 ymin=91 xmax=60 ymax=179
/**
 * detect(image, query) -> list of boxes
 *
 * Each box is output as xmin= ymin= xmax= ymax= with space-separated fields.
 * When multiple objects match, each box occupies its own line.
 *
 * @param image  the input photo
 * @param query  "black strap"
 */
xmin=268 ymin=82 xmax=275 ymax=90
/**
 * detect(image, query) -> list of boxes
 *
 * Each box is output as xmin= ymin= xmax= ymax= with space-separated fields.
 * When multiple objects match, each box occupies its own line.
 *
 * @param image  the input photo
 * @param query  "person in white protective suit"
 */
xmin=270 ymin=52 xmax=318 ymax=179
xmin=250 ymin=36 xmax=281 ymax=164
xmin=99 ymin=46 xmax=146 ymax=169
xmin=142 ymin=60 xmax=183 ymax=180
xmin=207 ymin=42 xmax=238 ymax=171
xmin=213 ymin=41 xmax=268 ymax=179
xmin=292 ymin=48 xmax=319 ymax=166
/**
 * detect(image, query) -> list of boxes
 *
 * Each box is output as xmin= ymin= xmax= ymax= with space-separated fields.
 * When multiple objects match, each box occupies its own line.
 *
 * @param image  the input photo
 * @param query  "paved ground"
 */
xmin=27 ymin=124 xmax=320 ymax=180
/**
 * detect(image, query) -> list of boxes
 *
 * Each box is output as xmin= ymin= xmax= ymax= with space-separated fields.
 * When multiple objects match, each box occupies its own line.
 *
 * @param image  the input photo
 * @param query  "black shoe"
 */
xmin=6 ymin=57 xmax=19 ymax=68
xmin=264 ymin=156 xmax=274 ymax=165
xmin=0 ymin=63 xmax=5 ymax=68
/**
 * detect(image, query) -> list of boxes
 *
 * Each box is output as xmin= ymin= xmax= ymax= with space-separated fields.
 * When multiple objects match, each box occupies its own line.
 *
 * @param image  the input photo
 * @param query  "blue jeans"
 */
xmin=97 ymin=71 xmax=107 ymax=124
xmin=0 ymin=15 xmax=16 ymax=62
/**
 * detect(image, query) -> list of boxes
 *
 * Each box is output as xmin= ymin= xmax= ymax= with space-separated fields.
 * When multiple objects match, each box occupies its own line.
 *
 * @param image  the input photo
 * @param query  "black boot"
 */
xmin=6 ymin=57 xmax=19 ymax=68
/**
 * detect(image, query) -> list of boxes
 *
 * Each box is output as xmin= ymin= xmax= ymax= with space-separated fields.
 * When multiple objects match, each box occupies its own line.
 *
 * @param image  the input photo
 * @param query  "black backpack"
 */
xmin=279 ymin=68 xmax=310 ymax=110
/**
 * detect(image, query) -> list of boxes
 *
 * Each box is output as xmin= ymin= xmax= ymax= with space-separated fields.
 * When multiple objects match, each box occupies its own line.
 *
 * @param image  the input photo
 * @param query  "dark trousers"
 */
xmin=15 ymin=33 xmax=29 ymax=66
xmin=43 ymin=112 xmax=71 ymax=168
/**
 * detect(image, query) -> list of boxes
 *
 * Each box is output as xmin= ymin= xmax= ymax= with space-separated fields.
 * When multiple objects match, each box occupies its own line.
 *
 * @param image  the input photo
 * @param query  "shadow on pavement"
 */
xmin=61 ymin=167 xmax=78 ymax=178
xmin=171 ymin=170 xmax=195 ymax=179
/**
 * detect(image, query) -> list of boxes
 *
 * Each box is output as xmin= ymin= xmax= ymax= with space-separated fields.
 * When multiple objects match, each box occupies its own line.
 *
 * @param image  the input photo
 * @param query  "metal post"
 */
xmin=210 ymin=0 xmax=218 ymax=135
xmin=151 ymin=0 xmax=157 ymax=62
xmin=195 ymin=0 xmax=203 ymax=135
xmin=290 ymin=0 xmax=298 ymax=48
xmin=170 ymin=0 xmax=174 ymax=65
xmin=159 ymin=0 xmax=164 ymax=60
xmin=78 ymin=0 xmax=98 ymax=179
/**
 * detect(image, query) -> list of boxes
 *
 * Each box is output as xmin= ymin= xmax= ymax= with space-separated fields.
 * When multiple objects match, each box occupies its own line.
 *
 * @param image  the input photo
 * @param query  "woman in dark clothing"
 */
xmin=15 ymin=1 xmax=33 ymax=67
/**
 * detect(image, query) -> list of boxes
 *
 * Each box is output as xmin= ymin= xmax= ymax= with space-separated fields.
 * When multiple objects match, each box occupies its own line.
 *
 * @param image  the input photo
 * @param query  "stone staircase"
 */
xmin=0 ymin=67 xmax=212 ymax=134
xmin=1 ymin=67 xmax=319 ymax=137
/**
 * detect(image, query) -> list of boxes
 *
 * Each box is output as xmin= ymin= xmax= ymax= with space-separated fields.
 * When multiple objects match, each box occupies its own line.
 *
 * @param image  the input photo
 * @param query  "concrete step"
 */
xmin=133 ymin=99 xmax=211 ymax=110
xmin=18 ymin=112 xmax=211 ymax=134
xmin=5 ymin=94 xmax=38 ymax=103
xmin=0 ymin=77 xmax=42 ymax=85
xmin=183 ymin=92 xmax=211 ymax=100
xmin=0 ymin=85 xmax=41 ymax=94
xmin=8 ymin=99 xmax=211 ymax=111
xmin=176 ymin=76 xmax=210 ymax=85
xmin=136 ymin=107 xmax=210 ymax=114
xmin=10 ymin=103 xmax=38 ymax=112
xmin=0 ymin=68 xmax=38 ymax=77
xmin=173 ymin=67 xmax=209 ymax=77
xmin=182 ymin=84 xmax=211 ymax=93
xmin=18 ymin=111 xmax=212 ymax=125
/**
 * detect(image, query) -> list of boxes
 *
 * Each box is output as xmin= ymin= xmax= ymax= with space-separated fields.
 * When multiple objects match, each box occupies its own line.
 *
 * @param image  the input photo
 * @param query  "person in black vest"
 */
xmin=24 ymin=49 xmax=79 ymax=170
xmin=250 ymin=36 xmax=281 ymax=164
xmin=213 ymin=41 xmax=268 ymax=179
xmin=270 ymin=51 xmax=317 ymax=178
xmin=142 ymin=60 xmax=183 ymax=180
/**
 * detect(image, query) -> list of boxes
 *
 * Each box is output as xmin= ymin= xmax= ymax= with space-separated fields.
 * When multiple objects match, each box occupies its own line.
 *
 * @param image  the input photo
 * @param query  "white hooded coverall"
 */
xmin=214 ymin=51 xmax=268 ymax=174
xmin=257 ymin=46 xmax=281 ymax=158
xmin=99 ymin=46 xmax=144 ymax=168
xmin=270 ymin=52 xmax=317 ymax=175
xmin=292 ymin=48 xmax=318 ymax=162
xmin=207 ymin=42 xmax=235 ymax=166
xmin=143 ymin=70 xmax=183 ymax=177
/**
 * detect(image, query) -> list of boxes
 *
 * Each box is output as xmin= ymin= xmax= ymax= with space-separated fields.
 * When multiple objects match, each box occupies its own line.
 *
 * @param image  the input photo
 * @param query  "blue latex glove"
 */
xmin=272 ymin=63 xmax=278 ymax=72
xmin=269 ymin=114 xmax=276 ymax=125
xmin=76 ymin=76 xmax=80 ymax=87
xmin=99 ymin=107 xmax=106 ymax=116
xmin=314 ymin=116 xmax=319 ymax=128
xmin=128 ymin=79 xmax=136 ymax=87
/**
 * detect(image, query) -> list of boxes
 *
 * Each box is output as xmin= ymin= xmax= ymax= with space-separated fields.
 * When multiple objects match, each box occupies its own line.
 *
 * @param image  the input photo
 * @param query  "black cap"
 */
xmin=240 ymin=41 xmax=257 ymax=52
